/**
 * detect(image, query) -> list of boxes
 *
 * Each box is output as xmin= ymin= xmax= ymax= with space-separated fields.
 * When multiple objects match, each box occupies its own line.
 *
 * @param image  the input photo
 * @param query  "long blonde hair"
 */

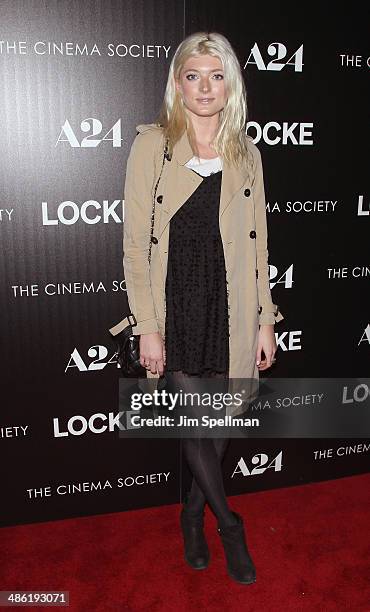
xmin=157 ymin=31 xmax=252 ymax=169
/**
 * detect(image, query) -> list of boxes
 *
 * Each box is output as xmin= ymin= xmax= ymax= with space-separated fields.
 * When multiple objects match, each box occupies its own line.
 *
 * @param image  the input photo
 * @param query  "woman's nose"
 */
xmin=199 ymin=79 xmax=210 ymax=92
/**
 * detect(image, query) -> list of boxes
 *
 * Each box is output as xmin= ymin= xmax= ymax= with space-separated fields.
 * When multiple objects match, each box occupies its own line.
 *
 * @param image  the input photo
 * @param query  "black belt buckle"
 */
xmin=127 ymin=313 xmax=137 ymax=327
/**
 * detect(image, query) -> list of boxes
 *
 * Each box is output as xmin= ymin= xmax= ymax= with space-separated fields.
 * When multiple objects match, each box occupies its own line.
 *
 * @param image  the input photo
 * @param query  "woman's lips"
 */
xmin=196 ymin=98 xmax=215 ymax=104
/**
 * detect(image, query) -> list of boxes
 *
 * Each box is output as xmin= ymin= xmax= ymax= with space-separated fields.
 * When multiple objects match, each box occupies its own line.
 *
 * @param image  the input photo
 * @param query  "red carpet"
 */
xmin=1 ymin=473 xmax=370 ymax=611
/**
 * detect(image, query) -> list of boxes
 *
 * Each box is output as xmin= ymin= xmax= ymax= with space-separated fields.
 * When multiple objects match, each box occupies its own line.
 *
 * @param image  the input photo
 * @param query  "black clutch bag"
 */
xmin=112 ymin=314 xmax=146 ymax=377
xmin=109 ymin=135 xmax=169 ymax=377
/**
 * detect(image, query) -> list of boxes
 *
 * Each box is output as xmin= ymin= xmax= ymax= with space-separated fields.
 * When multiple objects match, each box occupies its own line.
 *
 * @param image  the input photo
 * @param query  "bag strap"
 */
xmin=109 ymin=136 xmax=169 ymax=335
xmin=148 ymin=136 xmax=169 ymax=264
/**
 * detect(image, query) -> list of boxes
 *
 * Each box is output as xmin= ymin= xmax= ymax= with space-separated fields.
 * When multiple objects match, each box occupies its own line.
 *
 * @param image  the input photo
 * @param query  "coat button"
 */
xmin=258 ymin=306 xmax=262 ymax=314
xmin=244 ymin=188 xmax=251 ymax=197
xmin=151 ymin=236 xmax=158 ymax=244
xmin=249 ymin=230 xmax=256 ymax=239
xmin=156 ymin=195 xmax=163 ymax=203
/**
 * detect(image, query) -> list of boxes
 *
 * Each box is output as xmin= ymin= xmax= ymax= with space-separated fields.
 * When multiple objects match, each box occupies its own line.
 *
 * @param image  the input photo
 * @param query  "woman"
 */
xmin=112 ymin=31 xmax=284 ymax=585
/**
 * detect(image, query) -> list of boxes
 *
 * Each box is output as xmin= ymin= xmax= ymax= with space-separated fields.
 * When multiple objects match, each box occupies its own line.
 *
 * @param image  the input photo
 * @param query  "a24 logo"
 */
xmin=231 ymin=451 xmax=283 ymax=477
xmin=65 ymin=345 xmax=118 ymax=372
xmin=245 ymin=43 xmax=303 ymax=72
xmin=56 ymin=118 xmax=123 ymax=147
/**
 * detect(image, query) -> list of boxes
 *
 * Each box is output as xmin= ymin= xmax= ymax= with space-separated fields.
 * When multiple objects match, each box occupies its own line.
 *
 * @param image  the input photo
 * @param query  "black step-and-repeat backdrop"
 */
xmin=1 ymin=1 xmax=369 ymax=527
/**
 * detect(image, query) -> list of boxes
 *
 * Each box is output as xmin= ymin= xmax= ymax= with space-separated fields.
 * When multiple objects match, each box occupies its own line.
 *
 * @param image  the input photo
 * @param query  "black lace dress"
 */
xmin=164 ymin=169 xmax=230 ymax=376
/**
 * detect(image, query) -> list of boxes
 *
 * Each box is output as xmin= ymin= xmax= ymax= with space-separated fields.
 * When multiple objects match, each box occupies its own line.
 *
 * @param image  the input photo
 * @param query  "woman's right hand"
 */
xmin=139 ymin=332 xmax=166 ymax=375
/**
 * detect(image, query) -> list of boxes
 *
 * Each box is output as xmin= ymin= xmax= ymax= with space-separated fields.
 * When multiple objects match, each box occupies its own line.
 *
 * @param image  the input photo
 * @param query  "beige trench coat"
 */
xmin=109 ymin=123 xmax=284 ymax=414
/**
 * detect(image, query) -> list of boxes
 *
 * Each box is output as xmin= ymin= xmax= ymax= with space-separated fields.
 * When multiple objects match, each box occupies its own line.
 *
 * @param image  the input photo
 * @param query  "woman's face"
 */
xmin=175 ymin=54 xmax=227 ymax=120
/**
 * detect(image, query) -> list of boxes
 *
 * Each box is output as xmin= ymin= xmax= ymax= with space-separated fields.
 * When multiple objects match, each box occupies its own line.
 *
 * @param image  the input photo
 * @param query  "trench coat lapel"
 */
xmin=158 ymin=129 xmax=250 ymax=238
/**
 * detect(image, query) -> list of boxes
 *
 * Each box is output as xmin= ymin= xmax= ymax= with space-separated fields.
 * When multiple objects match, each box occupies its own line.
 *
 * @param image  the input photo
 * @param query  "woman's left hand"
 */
xmin=256 ymin=324 xmax=277 ymax=371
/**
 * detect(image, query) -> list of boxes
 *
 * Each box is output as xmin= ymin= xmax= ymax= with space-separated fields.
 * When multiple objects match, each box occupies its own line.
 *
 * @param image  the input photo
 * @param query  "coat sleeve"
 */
xmin=252 ymin=146 xmax=284 ymax=326
xmin=122 ymin=133 xmax=159 ymax=335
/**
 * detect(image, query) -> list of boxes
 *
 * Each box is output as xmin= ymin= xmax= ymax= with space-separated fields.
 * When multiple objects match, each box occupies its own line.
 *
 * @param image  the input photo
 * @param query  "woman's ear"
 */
xmin=174 ymin=77 xmax=181 ymax=95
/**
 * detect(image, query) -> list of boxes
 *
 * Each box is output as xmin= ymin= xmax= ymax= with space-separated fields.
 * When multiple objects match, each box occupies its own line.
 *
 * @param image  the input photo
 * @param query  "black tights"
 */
xmin=165 ymin=370 xmax=237 ymax=527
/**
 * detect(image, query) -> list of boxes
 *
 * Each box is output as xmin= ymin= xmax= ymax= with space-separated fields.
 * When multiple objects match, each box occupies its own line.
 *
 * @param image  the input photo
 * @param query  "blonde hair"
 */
xmin=157 ymin=31 xmax=252 ymax=169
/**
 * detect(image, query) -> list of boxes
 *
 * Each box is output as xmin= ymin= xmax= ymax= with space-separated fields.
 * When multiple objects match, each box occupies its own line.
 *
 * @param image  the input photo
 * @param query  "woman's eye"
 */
xmin=185 ymin=73 xmax=224 ymax=80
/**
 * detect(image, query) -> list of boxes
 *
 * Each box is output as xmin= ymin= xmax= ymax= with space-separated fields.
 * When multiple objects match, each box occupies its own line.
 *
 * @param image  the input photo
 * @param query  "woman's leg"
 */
xmin=181 ymin=436 xmax=237 ymax=525
xmin=185 ymin=437 xmax=230 ymax=514
xmin=185 ymin=372 xmax=230 ymax=513
xmin=166 ymin=369 xmax=237 ymax=526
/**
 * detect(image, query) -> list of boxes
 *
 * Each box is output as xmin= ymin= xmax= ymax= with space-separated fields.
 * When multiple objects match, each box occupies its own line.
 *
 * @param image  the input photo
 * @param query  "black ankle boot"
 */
xmin=217 ymin=511 xmax=256 ymax=585
xmin=180 ymin=503 xmax=210 ymax=570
